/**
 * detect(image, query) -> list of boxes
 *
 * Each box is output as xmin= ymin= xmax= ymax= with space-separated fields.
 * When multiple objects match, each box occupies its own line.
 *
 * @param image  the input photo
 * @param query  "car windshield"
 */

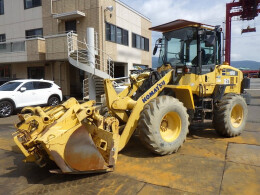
xmin=0 ymin=82 xmax=22 ymax=91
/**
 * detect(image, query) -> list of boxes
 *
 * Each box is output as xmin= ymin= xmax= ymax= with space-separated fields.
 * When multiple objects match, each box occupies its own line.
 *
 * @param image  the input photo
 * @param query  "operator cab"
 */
xmin=150 ymin=19 xmax=222 ymax=75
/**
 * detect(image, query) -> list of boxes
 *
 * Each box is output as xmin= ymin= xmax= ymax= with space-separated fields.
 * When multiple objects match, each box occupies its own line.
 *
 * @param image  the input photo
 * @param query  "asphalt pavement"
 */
xmin=0 ymin=79 xmax=260 ymax=195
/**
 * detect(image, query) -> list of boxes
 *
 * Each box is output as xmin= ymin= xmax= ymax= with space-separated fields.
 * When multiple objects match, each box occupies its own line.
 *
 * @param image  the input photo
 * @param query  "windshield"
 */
xmin=0 ymin=82 xmax=22 ymax=91
xmin=158 ymin=27 xmax=197 ymax=67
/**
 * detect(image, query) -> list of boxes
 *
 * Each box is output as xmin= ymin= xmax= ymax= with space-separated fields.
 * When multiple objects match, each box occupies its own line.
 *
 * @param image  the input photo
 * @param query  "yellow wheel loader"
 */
xmin=13 ymin=19 xmax=250 ymax=174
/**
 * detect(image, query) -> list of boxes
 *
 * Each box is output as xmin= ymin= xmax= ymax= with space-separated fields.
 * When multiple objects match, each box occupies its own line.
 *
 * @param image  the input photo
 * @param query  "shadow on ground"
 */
xmin=0 ymin=149 xmax=107 ymax=194
xmin=121 ymin=122 xmax=225 ymax=159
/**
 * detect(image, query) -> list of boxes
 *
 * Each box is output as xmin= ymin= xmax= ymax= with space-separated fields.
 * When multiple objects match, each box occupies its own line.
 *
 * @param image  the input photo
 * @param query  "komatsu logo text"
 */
xmin=142 ymin=80 xmax=166 ymax=103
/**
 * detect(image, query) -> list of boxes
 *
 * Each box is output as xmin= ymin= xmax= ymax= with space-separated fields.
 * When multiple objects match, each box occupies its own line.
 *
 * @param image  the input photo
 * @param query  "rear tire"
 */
xmin=48 ymin=96 xmax=60 ymax=106
xmin=0 ymin=101 xmax=14 ymax=117
xmin=138 ymin=96 xmax=189 ymax=155
xmin=213 ymin=94 xmax=248 ymax=137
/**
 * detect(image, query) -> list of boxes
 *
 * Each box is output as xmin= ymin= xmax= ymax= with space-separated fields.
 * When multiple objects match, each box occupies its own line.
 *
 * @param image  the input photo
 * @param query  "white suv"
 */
xmin=0 ymin=79 xmax=63 ymax=117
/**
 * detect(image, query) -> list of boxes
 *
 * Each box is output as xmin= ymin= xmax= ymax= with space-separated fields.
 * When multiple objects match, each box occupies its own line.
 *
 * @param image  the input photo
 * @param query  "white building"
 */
xmin=0 ymin=0 xmax=152 ymax=98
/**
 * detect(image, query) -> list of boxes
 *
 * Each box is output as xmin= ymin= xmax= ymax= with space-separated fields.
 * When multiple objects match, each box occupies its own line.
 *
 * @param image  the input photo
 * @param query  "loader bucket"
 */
xmin=46 ymin=124 xmax=109 ymax=173
xmin=13 ymin=98 xmax=120 ymax=174
xmin=64 ymin=125 xmax=107 ymax=171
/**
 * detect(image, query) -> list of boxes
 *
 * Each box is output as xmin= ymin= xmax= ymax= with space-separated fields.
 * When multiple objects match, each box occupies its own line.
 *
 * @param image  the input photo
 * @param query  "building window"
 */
xmin=144 ymin=38 xmax=149 ymax=51
xmin=122 ymin=30 xmax=128 ymax=46
xmin=111 ymin=25 xmax=116 ymax=42
xmin=65 ymin=20 xmax=77 ymax=33
xmin=136 ymin=35 xmax=141 ymax=49
xmin=0 ymin=0 xmax=4 ymax=15
xmin=0 ymin=64 xmax=11 ymax=78
xmin=106 ymin=22 xmax=128 ymax=46
xmin=0 ymin=34 xmax=6 ymax=42
xmin=116 ymin=27 xmax=122 ymax=44
xmin=28 ymin=67 xmax=44 ymax=79
xmin=132 ymin=33 xmax=149 ymax=51
xmin=25 ymin=28 xmax=43 ymax=39
xmin=24 ymin=0 xmax=41 ymax=9
xmin=0 ymin=34 xmax=6 ymax=50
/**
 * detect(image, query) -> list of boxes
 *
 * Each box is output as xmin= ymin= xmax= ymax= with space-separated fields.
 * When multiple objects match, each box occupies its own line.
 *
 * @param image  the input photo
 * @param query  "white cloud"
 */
xmin=231 ymin=53 xmax=242 ymax=61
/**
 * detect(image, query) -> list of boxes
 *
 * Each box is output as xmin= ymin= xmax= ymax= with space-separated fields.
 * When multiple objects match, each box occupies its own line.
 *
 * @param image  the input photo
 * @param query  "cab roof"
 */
xmin=149 ymin=19 xmax=215 ymax=32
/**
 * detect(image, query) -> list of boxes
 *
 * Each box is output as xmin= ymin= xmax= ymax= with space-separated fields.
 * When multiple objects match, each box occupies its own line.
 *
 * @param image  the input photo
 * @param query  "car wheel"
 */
xmin=48 ymin=96 xmax=60 ymax=106
xmin=0 ymin=101 xmax=14 ymax=117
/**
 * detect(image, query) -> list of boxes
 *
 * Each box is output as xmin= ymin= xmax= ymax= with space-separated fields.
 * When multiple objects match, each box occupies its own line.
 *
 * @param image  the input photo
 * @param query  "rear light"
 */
xmin=59 ymin=88 xmax=62 ymax=90
xmin=184 ymin=67 xmax=191 ymax=73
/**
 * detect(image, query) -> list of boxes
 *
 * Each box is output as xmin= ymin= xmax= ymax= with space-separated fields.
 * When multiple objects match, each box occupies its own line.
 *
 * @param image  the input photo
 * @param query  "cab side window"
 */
xmin=200 ymin=31 xmax=215 ymax=66
xmin=200 ymin=42 xmax=214 ymax=65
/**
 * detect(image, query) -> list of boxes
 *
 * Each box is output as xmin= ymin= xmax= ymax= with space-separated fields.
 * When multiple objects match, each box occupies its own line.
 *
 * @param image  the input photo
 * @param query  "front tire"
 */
xmin=48 ymin=96 xmax=60 ymax=106
xmin=213 ymin=94 xmax=248 ymax=137
xmin=138 ymin=96 xmax=189 ymax=155
xmin=0 ymin=101 xmax=14 ymax=117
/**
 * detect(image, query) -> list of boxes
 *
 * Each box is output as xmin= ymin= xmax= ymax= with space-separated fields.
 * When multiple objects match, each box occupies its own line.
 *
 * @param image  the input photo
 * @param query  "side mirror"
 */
xmin=153 ymin=45 xmax=158 ymax=55
xmin=20 ymin=87 xmax=26 ymax=92
xmin=153 ymin=38 xmax=163 ymax=55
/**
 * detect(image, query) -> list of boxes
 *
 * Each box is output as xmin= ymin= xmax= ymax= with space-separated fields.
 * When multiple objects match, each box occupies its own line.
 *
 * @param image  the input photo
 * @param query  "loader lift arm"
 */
xmin=104 ymin=70 xmax=194 ymax=151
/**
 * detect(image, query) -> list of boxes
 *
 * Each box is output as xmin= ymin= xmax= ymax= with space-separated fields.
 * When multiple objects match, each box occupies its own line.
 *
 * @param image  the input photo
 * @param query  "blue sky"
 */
xmin=120 ymin=0 xmax=260 ymax=62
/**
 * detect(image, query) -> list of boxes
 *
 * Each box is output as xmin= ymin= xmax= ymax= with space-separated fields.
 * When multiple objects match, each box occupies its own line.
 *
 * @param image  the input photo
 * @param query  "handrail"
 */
xmin=67 ymin=31 xmax=114 ymax=78
xmin=0 ymin=41 xmax=26 ymax=53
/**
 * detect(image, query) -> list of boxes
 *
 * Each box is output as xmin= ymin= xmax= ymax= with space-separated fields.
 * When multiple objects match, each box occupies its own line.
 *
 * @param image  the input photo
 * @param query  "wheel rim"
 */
xmin=0 ymin=102 xmax=12 ymax=117
xmin=160 ymin=111 xmax=181 ymax=142
xmin=231 ymin=104 xmax=243 ymax=128
xmin=50 ymin=98 xmax=59 ymax=106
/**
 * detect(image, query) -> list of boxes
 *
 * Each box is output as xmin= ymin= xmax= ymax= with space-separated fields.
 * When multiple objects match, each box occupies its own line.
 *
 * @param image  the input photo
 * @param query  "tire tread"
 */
xmin=138 ymin=96 xmax=189 ymax=155
xmin=213 ymin=94 xmax=247 ymax=137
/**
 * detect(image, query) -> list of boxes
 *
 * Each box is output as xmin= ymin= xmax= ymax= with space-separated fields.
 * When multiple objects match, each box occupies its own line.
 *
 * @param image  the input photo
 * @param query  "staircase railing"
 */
xmin=67 ymin=31 xmax=114 ymax=78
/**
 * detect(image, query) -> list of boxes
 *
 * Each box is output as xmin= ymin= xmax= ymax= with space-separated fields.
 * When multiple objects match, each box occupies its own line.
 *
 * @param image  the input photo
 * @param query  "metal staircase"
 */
xmin=67 ymin=32 xmax=114 ymax=100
